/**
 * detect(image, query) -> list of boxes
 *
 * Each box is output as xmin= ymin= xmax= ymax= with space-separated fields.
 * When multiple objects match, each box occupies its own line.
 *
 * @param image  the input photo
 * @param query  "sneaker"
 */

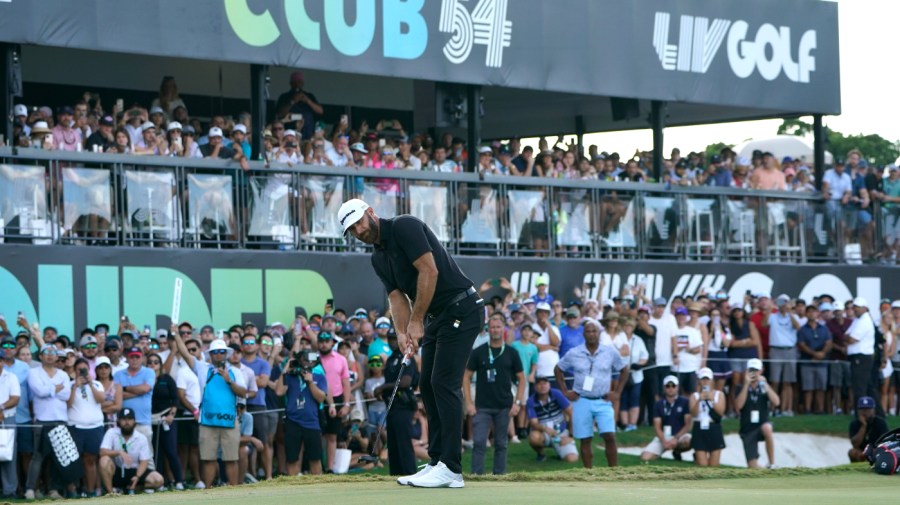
xmin=174 ymin=483 xmax=185 ymax=491
xmin=145 ymin=489 xmax=155 ymax=494
xmin=244 ymin=473 xmax=259 ymax=484
xmin=461 ymin=439 xmax=474 ymax=449
xmin=510 ymin=436 xmax=521 ymax=444
xmin=407 ymin=462 xmax=464 ymax=489
xmin=767 ymin=463 xmax=778 ymax=469
xmin=783 ymin=410 xmax=795 ymax=417
xmin=109 ymin=488 xmax=123 ymax=497
xmin=397 ymin=464 xmax=435 ymax=486
xmin=24 ymin=490 xmax=34 ymax=500
xmin=673 ymin=449 xmax=683 ymax=461
xmin=257 ymin=468 xmax=265 ymax=479
xmin=48 ymin=490 xmax=63 ymax=500
xmin=157 ymin=485 xmax=167 ymax=492
xmin=194 ymin=481 xmax=206 ymax=490
xmin=536 ymin=453 xmax=547 ymax=462
xmin=127 ymin=490 xmax=135 ymax=496
xmin=624 ymin=425 xmax=637 ymax=432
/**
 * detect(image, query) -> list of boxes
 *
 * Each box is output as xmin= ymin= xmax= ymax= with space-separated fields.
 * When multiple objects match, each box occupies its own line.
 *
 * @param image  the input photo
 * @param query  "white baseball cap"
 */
xmin=747 ymin=358 xmax=763 ymax=371
xmin=141 ymin=121 xmax=156 ymax=132
xmin=166 ymin=121 xmax=183 ymax=132
xmin=892 ymin=300 xmax=900 ymax=309
xmin=833 ymin=301 xmax=845 ymax=311
xmin=283 ymin=129 xmax=298 ymax=138
xmin=375 ymin=317 xmax=391 ymax=328
xmin=337 ymin=199 xmax=370 ymax=234
xmin=233 ymin=124 xmax=247 ymax=134
xmin=852 ymin=297 xmax=868 ymax=308
xmin=149 ymin=106 xmax=165 ymax=115
xmin=94 ymin=356 xmax=112 ymax=369
xmin=535 ymin=302 xmax=552 ymax=312
xmin=14 ymin=104 xmax=27 ymax=117
xmin=697 ymin=367 xmax=713 ymax=380
xmin=208 ymin=126 xmax=224 ymax=138
xmin=662 ymin=375 xmax=679 ymax=386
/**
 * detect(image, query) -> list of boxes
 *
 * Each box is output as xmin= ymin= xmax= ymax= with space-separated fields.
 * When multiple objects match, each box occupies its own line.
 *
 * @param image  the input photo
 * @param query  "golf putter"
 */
xmin=359 ymin=351 xmax=412 ymax=464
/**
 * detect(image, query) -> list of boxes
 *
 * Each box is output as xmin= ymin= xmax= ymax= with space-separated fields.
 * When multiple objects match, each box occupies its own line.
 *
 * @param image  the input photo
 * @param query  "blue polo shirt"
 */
xmin=798 ymin=323 xmax=832 ymax=368
xmin=7 ymin=359 xmax=31 ymax=423
xmin=559 ymin=325 xmax=584 ymax=359
xmin=284 ymin=369 xmax=327 ymax=430
xmin=652 ymin=396 xmax=690 ymax=435
xmin=241 ymin=356 xmax=271 ymax=407
xmin=114 ymin=367 xmax=156 ymax=425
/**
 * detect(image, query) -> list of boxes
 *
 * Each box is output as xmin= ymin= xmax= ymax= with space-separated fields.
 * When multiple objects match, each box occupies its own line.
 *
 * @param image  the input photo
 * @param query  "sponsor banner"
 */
xmin=0 ymin=0 xmax=839 ymax=113
xmin=0 ymin=245 xmax=890 ymax=337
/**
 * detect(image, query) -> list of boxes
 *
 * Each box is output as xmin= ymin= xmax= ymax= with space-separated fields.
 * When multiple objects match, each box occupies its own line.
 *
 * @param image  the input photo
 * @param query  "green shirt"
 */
xmin=511 ymin=341 xmax=538 ymax=380
xmin=883 ymin=177 xmax=900 ymax=209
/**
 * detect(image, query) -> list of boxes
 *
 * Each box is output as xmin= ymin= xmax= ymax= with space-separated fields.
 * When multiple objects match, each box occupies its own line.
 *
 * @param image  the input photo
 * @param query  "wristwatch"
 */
xmin=515 ymin=400 xmax=523 ymax=406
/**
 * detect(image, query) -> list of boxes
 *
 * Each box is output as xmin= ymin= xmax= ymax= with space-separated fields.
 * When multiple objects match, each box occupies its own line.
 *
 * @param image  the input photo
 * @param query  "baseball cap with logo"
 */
xmin=208 ymin=126 xmax=223 ymax=138
xmin=857 ymin=396 xmax=876 ymax=410
xmin=99 ymin=115 xmax=115 ymax=127
xmin=853 ymin=297 xmax=868 ymax=308
xmin=663 ymin=375 xmax=679 ymax=386
xmin=233 ymin=124 xmax=247 ymax=134
xmin=350 ymin=142 xmax=367 ymax=153
xmin=126 ymin=346 xmax=143 ymax=357
xmin=697 ymin=367 xmax=713 ymax=380
xmin=337 ymin=199 xmax=370 ymax=234
xmin=14 ymin=104 xmax=27 ymax=117
xmin=118 ymin=408 xmax=136 ymax=420
xmin=166 ymin=121 xmax=183 ymax=132
xmin=140 ymin=121 xmax=156 ymax=132
xmin=375 ymin=317 xmax=391 ymax=329
xmin=535 ymin=302 xmax=552 ymax=313
xmin=79 ymin=335 xmax=98 ymax=347
xmin=747 ymin=358 xmax=763 ymax=371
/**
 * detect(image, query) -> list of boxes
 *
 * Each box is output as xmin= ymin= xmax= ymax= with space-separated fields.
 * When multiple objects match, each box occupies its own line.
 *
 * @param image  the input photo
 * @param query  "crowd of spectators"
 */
xmin=7 ymin=72 xmax=900 ymax=263
xmin=0 ymin=274 xmax=896 ymax=497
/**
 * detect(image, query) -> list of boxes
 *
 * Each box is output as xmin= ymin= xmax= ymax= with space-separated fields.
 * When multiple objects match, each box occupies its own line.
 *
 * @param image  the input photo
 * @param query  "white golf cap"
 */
xmin=535 ymin=302 xmax=552 ymax=312
xmin=283 ymin=129 xmax=298 ymax=138
xmin=375 ymin=317 xmax=391 ymax=328
xmin=852 ymin=297 xmax=868 ymax=308
xmin=149 ymin=105 xmax=165 ymax=115
xmin=747 ymin=358 xmax=763 ymax=371
xmin=141 ymin=121 xmax=156 ymax=132
xmin=209 ymin=339 xmax=232 ymax=356
xmin=166 ymin=121 xmax=183 ymax=132
xmin=94 ymin=356 xmax=112 ymax=368
xmin=14 ymin=104 xmax=27 ymax=116
xmin=662 ymin=375 xmax=679 ymax=386
xmin=337 ymin=199 xmax=370 ymax=234
xmin=833 ymin=301 xmax=845 ymax=311
xmin=233 ymin=124 xmax=247 ymax=134
xmin=208 ymin=126 xmax=223 ymax=138
xmin=697 ymin=367 xmax=713 ymax=380
xmin=892 ymin=300 xmax=900 ymax=309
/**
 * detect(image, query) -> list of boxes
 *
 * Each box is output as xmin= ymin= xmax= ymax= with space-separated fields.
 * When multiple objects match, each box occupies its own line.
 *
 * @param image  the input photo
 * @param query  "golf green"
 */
xmin=72 ymin=470 xmax=893 ymax=505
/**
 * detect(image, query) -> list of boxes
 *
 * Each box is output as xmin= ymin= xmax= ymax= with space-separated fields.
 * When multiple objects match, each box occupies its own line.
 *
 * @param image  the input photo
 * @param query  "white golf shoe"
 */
xmin=397 ymin=464 xmax=435 ymax=486
xmin=407 ymin=462 xmax=464 ymax=488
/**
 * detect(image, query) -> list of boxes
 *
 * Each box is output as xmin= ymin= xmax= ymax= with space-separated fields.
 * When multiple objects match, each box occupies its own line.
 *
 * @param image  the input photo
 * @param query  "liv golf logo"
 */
xmin=652 ymin=11 xmax=816 ymax=83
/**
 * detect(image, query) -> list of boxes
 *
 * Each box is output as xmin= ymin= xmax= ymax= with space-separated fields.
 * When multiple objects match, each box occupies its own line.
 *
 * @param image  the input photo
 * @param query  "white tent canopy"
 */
xmin=734 ymin=135 xmax=833 ymax=166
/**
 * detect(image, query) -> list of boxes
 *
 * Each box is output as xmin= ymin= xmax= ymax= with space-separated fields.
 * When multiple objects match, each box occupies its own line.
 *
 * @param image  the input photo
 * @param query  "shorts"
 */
xmin=17 ymin=425 xmax=33 ymax=453
xmin=177 ymin=413 xmax=200 ymax=446
xmin=740 ymin=426 xmax=768 ymax=462
xmin=768 ymin=347 xmax=797 ymax=383
xmin=112 ymin=468 xmax=138 ymax=490
xmin=620 ymin=382 xmax=642 ymax=410
xmin=322 ymin=395 xmax=345 ymax=435
xmin=572 ymin=398 xmax=615 ymax=439
xmin=247 ymin=405 xmax=269 ymax=441
xmin=284 ymin=419 xmax=322 ymax=463
xmin=199 ymin=424 xmax=240 ymax=462
xmin=540 ymin=432 xmax=578 ymax=459
xmin=829 ymin=361 xmax=850 ymax=388
xmin=70 ymin=426 xmax=104 ymax=456
xmin=643 ymin=434 xmax=692 ymax=456
xmin=367 ymin=408 xmax=386 ymax=433
xmin=678 ymin=372 xmax=697 ymax=395
xmin=690 ymin=422 xmax=725 ymax=452
xmin=801 ymin=365 xmax=828 ymax=391
xmin=706 ymin=351 xmax=733 ymax=379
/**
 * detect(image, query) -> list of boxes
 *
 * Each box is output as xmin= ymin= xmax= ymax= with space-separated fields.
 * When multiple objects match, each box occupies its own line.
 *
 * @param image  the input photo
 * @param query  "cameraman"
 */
xmin=274 ymin=350 xmax=327 ymax=476
xmin=376 ymin=332 xmax=418 ymax=476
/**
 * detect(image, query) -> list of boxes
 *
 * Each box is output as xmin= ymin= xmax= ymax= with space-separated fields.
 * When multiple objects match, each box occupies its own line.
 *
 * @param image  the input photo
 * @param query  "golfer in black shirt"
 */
xmin=339 ymin=199 xmax=484 ymax=489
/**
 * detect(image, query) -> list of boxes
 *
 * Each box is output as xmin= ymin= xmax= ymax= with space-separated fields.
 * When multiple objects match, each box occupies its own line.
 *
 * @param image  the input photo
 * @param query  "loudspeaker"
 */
xmin=610 ymin=97 xmax=640 ymax=121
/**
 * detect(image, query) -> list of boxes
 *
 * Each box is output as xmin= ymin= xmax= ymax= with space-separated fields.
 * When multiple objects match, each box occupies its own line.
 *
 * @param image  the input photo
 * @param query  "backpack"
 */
xmin=866 ymin=427 xmax=900 ymax=475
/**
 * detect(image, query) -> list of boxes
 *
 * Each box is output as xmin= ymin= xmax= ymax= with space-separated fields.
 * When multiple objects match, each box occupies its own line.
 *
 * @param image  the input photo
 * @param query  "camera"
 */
xmin=287 ymin=351 xmax=319 ymax=376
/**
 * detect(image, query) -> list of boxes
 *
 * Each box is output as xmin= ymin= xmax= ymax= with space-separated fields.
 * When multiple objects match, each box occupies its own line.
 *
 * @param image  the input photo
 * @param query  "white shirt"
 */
xmin=823 ymin=169 xmax=852 ymax=201
xmin=110 ymin=359 xmax=128 ymax=376
xmin=239 ymin=363 xmax=258 ymax=399
xmin=0 ymin=369 xmax=22 ymax=419
xmin=428 ymin=160 xmax=458 ymax=173
xmin=847 ymin=311 xmax=876 ymax=355
xmin=627 ymin=335 xmax=650 ymax=384
xmin=532 ymin=323 xmax=561 ymax=378
xmin=768 ymin=312 xmax=798 ymax=347
xmin=28 ymin=366 xmax=72 ymax=422
xmin=600 ymin=331 xmax=628 ymax=352
xmin=67 ymin=380 xmax=105 ymax=429
xmin=672 ymin=325 xmax=703 ymax=373
xmin=175 ymin=366 xmax=201 ymax=411
xmin=650 ymin=314 xmax=677 ymax=366
xmin=100 ymin=427 xmax=151 ymax=469
xmin=326 ymin=148 xmax=350 ymax=167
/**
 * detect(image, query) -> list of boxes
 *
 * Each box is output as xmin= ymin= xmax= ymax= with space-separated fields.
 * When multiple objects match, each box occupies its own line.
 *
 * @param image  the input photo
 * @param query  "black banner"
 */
xmin=0 ymin=244 xmax=890 ymax=338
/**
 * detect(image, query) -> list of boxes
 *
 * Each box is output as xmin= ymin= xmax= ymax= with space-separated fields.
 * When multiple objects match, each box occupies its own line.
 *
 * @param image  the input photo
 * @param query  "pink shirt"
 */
xmin=319 ymin=351 xmax=350 ymax=397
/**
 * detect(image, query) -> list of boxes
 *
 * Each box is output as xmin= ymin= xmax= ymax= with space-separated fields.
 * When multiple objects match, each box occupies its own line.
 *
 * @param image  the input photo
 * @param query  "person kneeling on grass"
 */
xmin=554 ymin=318 xmax=630 ymax=468
xmin=735 ymin=359 xmax=780 ymax=469
xmin=640 ymin=375 xmax=692 ymax=462
xmin=526 ymin=376 xmax=578 ymax=463
xmin=99 ymin=408 xmax=164 ymax=495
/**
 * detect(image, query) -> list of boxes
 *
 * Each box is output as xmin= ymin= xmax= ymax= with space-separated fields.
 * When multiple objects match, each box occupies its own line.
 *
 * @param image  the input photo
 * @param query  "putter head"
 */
xmin=358 ymin=454 xmax=379 ymax=464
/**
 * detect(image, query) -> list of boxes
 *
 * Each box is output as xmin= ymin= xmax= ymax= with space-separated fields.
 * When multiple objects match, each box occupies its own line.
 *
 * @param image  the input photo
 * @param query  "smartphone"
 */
xmin=340 ymin=114 xmax=348 ymax=124
xmin=384 ymin=119 xmax=394 ymax=129
xmin=121 ymin=316 xmax=128 ymax=322
xmin=289 ymin=114 xmax=304 ymax=122
xmin=490 ymin=279 xmax=501 ymax=288
xmin=326 ymin=298 xmax=334 ymax=308
xmin=17 ymin=311 xmax=23 ymax=318
xmin=116 ymin=98 xmax=124 ymax=111
xmin=587 ymin=282 xmax=596 ymax=289
xmin=80 ymin=368 xmax=88 ymax=378
xmin=143 ymin=324 xmax=151 ymax=333
xmin=378 ymin=138 xmax=386 ymax=149
xmin=702 ymin=385 xmax=711 ymax=392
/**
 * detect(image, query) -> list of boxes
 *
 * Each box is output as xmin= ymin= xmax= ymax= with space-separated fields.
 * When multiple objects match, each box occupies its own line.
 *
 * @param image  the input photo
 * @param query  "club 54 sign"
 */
xmin=224 ymin=0 xmax=512 ymax=67
xmin=653 ymin=11 xmax=817 ymax=83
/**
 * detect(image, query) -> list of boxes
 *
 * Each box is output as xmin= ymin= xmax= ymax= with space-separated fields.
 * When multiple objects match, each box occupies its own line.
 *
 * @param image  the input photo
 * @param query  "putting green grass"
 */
xmin=74 ymin=467 xmax=891 ymax=505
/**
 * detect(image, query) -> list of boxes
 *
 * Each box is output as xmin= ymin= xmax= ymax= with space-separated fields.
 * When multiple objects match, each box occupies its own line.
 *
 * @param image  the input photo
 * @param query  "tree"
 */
xmin=776 ymin=119 xmax=900 ymax=166
xmin=705 ymin=142 xmax=734 ymax=160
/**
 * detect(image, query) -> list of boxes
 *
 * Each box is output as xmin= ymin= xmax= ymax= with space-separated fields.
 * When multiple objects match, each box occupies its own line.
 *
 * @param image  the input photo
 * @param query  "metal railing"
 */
xmin=0 ymin=147 xmax=894 ymax=264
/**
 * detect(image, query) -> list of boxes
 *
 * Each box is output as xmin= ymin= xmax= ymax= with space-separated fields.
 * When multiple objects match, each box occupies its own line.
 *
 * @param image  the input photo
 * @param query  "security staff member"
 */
xmin=339 ymin=199 xmax=483 ymax=489
xmin=375 ymin=331 xmax=419 ymax=476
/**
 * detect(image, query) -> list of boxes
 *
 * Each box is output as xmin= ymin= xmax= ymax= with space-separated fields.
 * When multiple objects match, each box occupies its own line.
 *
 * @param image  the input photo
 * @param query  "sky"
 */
xmin=526 ymin=0 xmax=900 ymax=158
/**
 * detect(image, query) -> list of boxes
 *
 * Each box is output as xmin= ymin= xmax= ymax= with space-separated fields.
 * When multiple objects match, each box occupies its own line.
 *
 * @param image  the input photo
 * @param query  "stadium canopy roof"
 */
xmin=1 ymin=0 xmax=840 ymax=129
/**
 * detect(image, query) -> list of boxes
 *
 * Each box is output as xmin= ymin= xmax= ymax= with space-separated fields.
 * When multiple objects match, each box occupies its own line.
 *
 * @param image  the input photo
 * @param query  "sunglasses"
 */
xmin=260 ymin=340 xmax=273 ymax=346
xmin=1 ymin=344 xmax=15 ymax=349
xmin=210 ymin=349 xmax=227 ymax=355
xmin=148 ymin=361 xmax=162 ymax=365
xmin=664 ymin=383 xmax=678 ymax=388
xmin=104 ymin=347 xmax=119 ymax=352
xmin=149 ymin=344 xmax=160 ymax=350
xmin=186 ymin=347 xmax=199 ymax=353
xmin=179 ymin=331 xmax=192 ymax=335
xmin=368 ymin=362 xmax=383 ymax=368
xmin=242 ymin=340 xmax=257 ymax=345
xmin=82 ymin=344 xmax=98 ymax=349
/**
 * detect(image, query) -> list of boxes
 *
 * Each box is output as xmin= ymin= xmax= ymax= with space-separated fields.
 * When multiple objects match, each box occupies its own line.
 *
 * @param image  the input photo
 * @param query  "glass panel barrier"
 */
xmin=553 ymin=186 xmax=593 ymax=258
xmin=123 ymin=169 xmax=180 ymax=246
xmin=642 ymin=195 xmax=679 ymax=259
xmin=506 ymin=188 xmax=549 ymax=256
xmin=765 ymin=198 xmax=807 ymax=263
xmin=362 ymin=182 xmax=399 ymax=220
xmin=186 ymin=173 xmax=236 ymax=248
xmin=880 ymin=201 xmax=900 ymax=264
xmin=60 ymin=167 xmax=114 ymax=245
xmin=408 ymin=184 xmax=451 ymax=243
xmin=0 ymin=164 xmax=51 ymax=244
xmin=301 ymin=175 xmax=345 ymax=249
xmin=723 ymin=197 xmax=758 ymax=262
xmin=685 ymin=197 xmax=719 ymax=260
xmin=247 ymin=174 xmax=295 ymax=249
xmin=595 ymin=191 xmax=638 ymax=259
xmin=458 ymin=184 xmax=501 ymax=255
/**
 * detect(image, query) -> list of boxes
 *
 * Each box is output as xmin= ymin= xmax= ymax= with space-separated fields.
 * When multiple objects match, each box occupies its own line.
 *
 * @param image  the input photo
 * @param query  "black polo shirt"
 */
xmin=467 ymin=342 xmax=522 ymax=409
xmin=371 ymin=215 xmax=473 ymax=315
